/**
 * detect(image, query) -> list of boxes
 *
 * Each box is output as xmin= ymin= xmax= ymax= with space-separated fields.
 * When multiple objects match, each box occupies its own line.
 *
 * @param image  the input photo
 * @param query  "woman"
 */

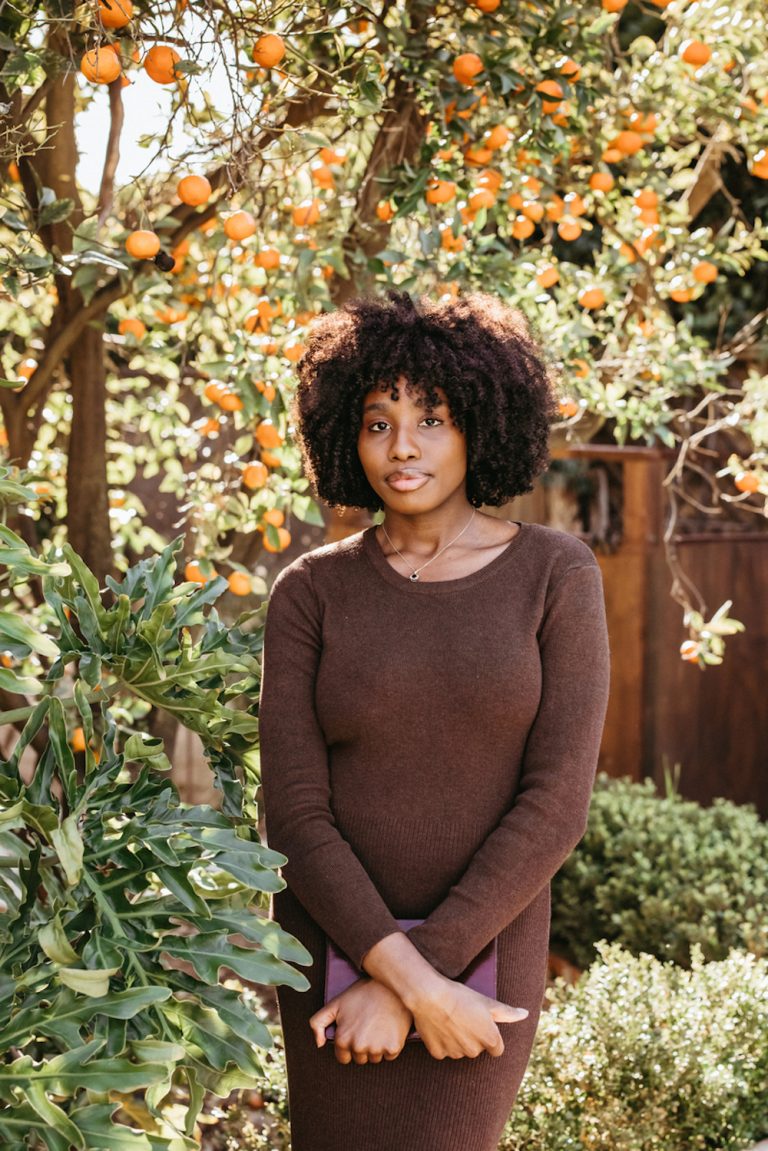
xmin=258 ymin=290 xmax=610 ymax=1151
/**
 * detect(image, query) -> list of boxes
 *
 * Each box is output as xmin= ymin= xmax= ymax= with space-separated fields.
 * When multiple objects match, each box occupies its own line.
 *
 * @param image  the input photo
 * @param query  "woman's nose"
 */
xmin=389 ymin=425 xmax=419 ymax=459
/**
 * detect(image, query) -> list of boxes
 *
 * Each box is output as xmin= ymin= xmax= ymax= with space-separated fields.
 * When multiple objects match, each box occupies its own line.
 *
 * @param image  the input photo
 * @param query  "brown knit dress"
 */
xmin=259 ymin=522 xmax=610 ymax=1151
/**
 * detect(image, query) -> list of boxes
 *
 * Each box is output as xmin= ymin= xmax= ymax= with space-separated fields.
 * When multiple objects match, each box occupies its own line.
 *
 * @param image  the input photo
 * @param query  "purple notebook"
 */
xmin=324 ymin=918 xmax=498 ymax=1042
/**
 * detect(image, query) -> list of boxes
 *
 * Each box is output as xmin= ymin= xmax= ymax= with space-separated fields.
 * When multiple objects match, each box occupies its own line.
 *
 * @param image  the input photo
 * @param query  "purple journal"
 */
xmin=324 ymin=918 xmax=498 ymax=1042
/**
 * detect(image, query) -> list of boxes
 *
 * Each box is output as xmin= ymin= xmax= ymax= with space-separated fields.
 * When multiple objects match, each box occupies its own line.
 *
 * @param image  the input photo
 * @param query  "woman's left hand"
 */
xmin=309 ymin=978 xmax=413 ymax=1065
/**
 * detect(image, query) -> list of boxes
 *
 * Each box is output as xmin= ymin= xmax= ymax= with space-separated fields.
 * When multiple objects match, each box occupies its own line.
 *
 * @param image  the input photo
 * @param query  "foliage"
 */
xmin=0 ymin=0 xmax=767 ymax=656
xmin=501 ymin=944 xmax=768 ymax=1151
xmin=551 ymin=773 xmax=768 ymax=969
xmin=0 ymin=471 xmax=310 ymax=1148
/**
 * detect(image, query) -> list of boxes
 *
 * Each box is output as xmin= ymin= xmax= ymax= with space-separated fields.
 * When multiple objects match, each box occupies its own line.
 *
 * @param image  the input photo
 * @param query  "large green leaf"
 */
xmin=0 ymin=1042 xmax=169 ymax=1095
xmin=161 ymin=932 xmax=310 ymax=991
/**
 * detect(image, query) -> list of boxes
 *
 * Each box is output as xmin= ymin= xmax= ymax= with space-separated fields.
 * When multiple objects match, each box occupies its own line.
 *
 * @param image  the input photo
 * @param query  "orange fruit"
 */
xmin=228 ymin=571 xmax=252 ymax=596
xmin=470 ymin=0 xmax=501 ymax=10
xmin=243 ymin=461 xmax=269 ymax=489
xmin=546 ymin=195 xmax=565 ymax=221
xmin=573 ymin=359 xmax=590 ymax=378
xmin=256 ymin=421 xmax=283 ymax=449
xmin=483 ymin=125 xmax=509 ymax=150
xmin=668 ymin=279 xmax=693 ymax=303
xmin=680 ymin=40 xmax=711 ymax=67
xmin=144 ymin=45 xmax=182 ymax=84
xmin=310 ymin=164 xmax=335 ymax=190
xmin=292 ymin=199 xmax=322 ymax=226
xmin=601 ymin=0 xmax=627 ymax=9
xmin=476 ymin=168 xmax=502 ymax=192
xmin=255 ymin=248 xmax=281 ymax=269
xmin=464 ymin=145 xmax=493 ymax=167
xmin=178 ymin=174 xmax=212 ymax=206
xmin=125 ymin=230 xmax=161 ymax=259
xmin=558 ymin=398 xmax=579 ymax=419
xmin=692 ymin=260 xmax=718 ymax=284
xmin=557 ymin=56 xmax=581 ymax=81
xmin=749 ymin=150 xmax=768 ymax=179
xmin=262 ymin=508 xmax=285 ymax=528
xmin=224 ymin=210 xmax=256 ymax=240
xmin=204 ymin=381 xmax=227 ymax=403
xmin=7 ymin=160 xmax=20 ymax=181
xmin=469 ymin=188 xmax=496 ymax=211
xmin=557 ymin=217 xmax=582 ymax=242
xmin=601 ymin=147 xmax=623 ymax=164
xmin=535 ymin=265 xmax=559 ymax=289
xmin=80 ymin=48 xmax=122 ymax=84
xmin=118 ymin=317 xmax=146 ymax=339
xmin=426 ymin=179 xmax=456 ymax=205
xmin=578 ymin=287 xmax=606 ymax=309
xmin=185 ymin=560 xmax=215 ymax=583
xmin=71 ymin=727 xmax=87 ymax=753
xmin=521 ymin=200 xmax=544 ymax=222
xmin=453 ymin=53 xmax=484 ymax=86
xmin=18 ymin=358 xmax=38 ymax=379
xmin=376 ymin=200 xmax=395 ymax=221
xmin=633 ymin=188 xmax=658 ymax=210
xmin=319 ymin=147 xmax=346 ymax=165
xmin=734 ymin=471 xmax=760 ymax=493
xmin=263 ymin=526 xmax=291 ymax=552
xmin=218 ymin=391 xmax=244 ymax=412
xmin=252 ymin=33 xmax=286 ymax=68
xmin=614 ymin=130 xmax=644 ymax=155
xmin=535 ymin=79 xmax=564 ymax=114
xmin=284 ymin=341 xmax=306 ymax=363
xmin=563 ymin=192 xmax=586 ymax=217
xmin=98 ymin=0 xmax=133 ymax=28
xmin=589 ymin=171 xmax=614 ymax=192
xmin=512 ymin=215 xmax=535 ymax=240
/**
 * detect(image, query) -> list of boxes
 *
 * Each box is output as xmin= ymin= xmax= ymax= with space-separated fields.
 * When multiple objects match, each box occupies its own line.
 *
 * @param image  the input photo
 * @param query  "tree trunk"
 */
xmin=65 ymin=325 xmax=113 ymax=585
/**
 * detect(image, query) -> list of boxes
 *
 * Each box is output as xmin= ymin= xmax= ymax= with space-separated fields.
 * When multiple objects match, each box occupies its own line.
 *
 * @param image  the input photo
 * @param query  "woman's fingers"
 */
xmin=309 ymin=1000 xmax=340 ymax=1048
xmin=490 ymin=1000 xmax=529 ymax=1024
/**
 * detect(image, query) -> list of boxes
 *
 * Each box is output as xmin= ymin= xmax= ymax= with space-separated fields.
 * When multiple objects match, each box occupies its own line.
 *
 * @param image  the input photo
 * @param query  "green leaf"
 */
xmin=39 ymin=915 xmax=79 ymax=965
xmin=58 ymin=966 xmax=119 ymax=997
xmin=0 ymin=610 xmax=59 ymax=658
xmin=39 ymin=198 xmax=75 ymax=227
xmin=0 ymin=1041 xmax=169 ymax=1095
xmin=163 ymin=932 xmax=310 ymax=990
xmin=0 ymin=666 xmax=44 ymax=694
xmin=73 ymin=1104 xmax=173 ymax=1150
xmin=51 ymin=813 xmax=84 ymax=886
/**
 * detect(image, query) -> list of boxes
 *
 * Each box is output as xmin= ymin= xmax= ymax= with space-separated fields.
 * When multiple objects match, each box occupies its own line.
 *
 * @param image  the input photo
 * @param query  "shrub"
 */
xmin=551 ymin=774 xmax=768 ymax=969
xmin=502 ymin=943 xmax=768 ymax=1151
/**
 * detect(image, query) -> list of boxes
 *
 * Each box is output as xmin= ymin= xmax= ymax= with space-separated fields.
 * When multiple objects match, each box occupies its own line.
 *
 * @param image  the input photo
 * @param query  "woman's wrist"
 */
xmin=361 ymin=931 xmax=446 ymax=1013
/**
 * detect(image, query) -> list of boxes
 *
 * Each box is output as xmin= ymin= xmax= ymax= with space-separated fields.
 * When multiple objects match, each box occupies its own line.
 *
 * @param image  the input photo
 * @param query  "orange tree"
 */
xmin=0 ymin=0 xmax=767 ymax=667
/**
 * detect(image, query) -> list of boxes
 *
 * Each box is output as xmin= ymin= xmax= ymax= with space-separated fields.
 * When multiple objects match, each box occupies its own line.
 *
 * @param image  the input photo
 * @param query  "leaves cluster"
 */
xmin=550 ymin=773 xmax=768 ymax=969
xmin=0 ymin=471 xmax=310 ymax=1149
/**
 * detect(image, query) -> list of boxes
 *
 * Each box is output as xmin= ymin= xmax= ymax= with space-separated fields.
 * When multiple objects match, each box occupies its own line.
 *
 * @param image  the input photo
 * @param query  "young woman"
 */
xmin=259 ymin=291 xmax=610 ymax=1151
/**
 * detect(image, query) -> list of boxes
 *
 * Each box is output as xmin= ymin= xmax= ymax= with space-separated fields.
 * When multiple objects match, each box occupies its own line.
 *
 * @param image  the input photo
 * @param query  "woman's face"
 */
xmin=357 ymin=380 xmax=469 ymax=516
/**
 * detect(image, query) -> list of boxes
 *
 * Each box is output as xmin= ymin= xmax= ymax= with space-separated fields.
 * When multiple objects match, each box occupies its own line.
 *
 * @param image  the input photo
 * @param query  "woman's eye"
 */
xmin=422 ymin=417 xmax=443 ymax=427
xmin=369 ymin=421 xmax=390 ymax=432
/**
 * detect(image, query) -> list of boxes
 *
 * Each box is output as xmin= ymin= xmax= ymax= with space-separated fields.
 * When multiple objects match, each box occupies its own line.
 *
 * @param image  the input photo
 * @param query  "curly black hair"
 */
xmin=293 ymin=290 xmax=557 ymax=510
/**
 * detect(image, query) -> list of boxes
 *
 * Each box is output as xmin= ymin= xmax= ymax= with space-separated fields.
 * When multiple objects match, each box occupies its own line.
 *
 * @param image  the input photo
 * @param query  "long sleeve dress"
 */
xmin=258 ymin=521 xmax=610 ymax=1151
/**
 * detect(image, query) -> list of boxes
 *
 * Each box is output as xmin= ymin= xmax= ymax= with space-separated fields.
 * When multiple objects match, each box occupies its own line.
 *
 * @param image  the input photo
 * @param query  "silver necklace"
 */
xmin=380 ymin=509 xmax=476 ymax=582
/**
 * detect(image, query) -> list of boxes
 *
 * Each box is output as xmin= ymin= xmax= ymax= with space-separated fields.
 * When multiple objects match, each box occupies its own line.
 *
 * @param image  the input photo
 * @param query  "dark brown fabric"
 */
xmin=259 ymin=523 xmax=610 ymax=1150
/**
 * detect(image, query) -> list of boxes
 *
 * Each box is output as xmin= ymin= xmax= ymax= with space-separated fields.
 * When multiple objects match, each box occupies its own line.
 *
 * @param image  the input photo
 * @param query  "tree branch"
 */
xmin=97 ymin=78 xmax=124 ymax=225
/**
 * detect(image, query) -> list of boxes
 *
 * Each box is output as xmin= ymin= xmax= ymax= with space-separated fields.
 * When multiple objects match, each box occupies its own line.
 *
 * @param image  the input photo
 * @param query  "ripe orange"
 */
xmin=557 ymin=56 xmax=581 ymax=81
xmin=572 ymin=359 xmax=590 ymax=379
xmin=589 ymin=171 xmax=614 ymax=192
xmin=98 ymin=0 xmax=133 ymax=27
xmin=256 ymin=421 xmax=283 ymax=449
xmin=18 ymin=358 xmax=38 ymax=380
xmin=243 ymin=461 xmax=269 ymax=489
xmin=252 ymin=33 xmax=286 ymax=68
xmin=601 ymin=0 xmax=627 ymax=9
xmin=185 ymin=560 xmax=215 ymax=583
xmin=464 ymin=145 xmax=493 ymax=167
xmin=749 ymin=150 xmax=768 ymax=179
xmin=453 ymin=53 xmax=484 ymax=86
xmin=558 ymin=398 xmax=579 ymax=419
xmin=144 ymin=45 xmax=182 ymax=85
xmin=614 ymin=131 xmax=644 ymax=156
xmin=426 ymin=179 xmax=456 ymax=205
xmin=483 ymin=125 xmax=509 ymax=150
xmin=262 ymin=508 xmax=285 ymax=528
xmin=578 ymin=287 xmax=606 ymax=309
xmin=263 ymin=526 xmax=291 ymax=553
xmin=204 ymin=381 xmax=227 ymax=403
xmin=224 ymin=210 xmax=256 ymax=240
xmin=376 ymin=200 xmax=395 ymax=222
xmin=476 ymin=168 xmax=502 ymax=192
xmin=693 ymin=260 xmax=718 ymax=284
xmin=7 ymin=160 xmax=20 ymax=181
xmin=178 ymin=174 xmax=212 ymax=206
xmin=557 ymin=217 xmax=582 ymax=242
xmin=535 ymin=79 xmax=564 ymax=114
xmin=601 ymin=147 xmax=623 ymax=164
xmin=680 ymin=40 xmax=711 ymax=67
xmin=319 ymin=147 xmax=346 ymax=165
xmin=564 ymin=192 xmax=586 ymax=217
xmin=521 ymin=200 xmax=544 ymax=222
xmin=633 ymin=187 xmax=658 ymax=210
xmin=118 ymin=317 xmax=146 ymax=339
xmin=284 ymin=341 xmax=306 ymax=363
xmin=470 ymin=0 xmax=501 ymax=10
xmin=546 ymin=195 xmax=565 ymax=221
xmin=668 ymin=279 xmax=693 ymax=303
xmin=255 ymin=248 xmax=281 ymax=269
xmin=80 ymin=48 xmax=122 ymax=84
xmin=734 ymin=471 xmax=760 ymax=493
xmin=512 ymin=215 xmax=535 ymax=240
xmin=469 ymin=188 xmax=496 ymax=211
xmin=228 ymin=571 xmax=252 ymax=596
xmin=535 ymin=265 xmax=559 ymax=289
xmin=679 ymin=640 xmax=701 ymax=663
xmin=71 ymin=727 xmax=87 ymax=753
xmin=292 ymin=199 xmax=321 ymax=226
xmin=218 ymin=391 xmax=244 ymax=412
xmin=125 ymin=230 xmax=161 ymax=259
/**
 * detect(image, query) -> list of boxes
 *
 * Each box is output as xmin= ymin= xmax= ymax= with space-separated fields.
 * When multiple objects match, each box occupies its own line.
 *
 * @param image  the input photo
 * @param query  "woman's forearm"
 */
xmin=361 ymin=931 xmax=447 ymax=1013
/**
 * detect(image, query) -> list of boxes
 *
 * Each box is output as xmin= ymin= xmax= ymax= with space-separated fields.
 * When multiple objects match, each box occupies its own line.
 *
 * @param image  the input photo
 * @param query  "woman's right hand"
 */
xmin=409 ymin=976 xmax=528 ymax=1060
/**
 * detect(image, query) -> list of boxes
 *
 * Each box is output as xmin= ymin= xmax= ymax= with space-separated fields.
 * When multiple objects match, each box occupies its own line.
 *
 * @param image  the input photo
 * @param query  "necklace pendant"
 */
xmin=409 ymin=571 xmax=420 ymax=582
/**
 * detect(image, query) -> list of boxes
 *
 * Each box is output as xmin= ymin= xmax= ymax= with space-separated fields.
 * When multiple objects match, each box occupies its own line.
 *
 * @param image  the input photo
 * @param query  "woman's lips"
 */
xmin=385 ymin=470 xmax=430 ymax=491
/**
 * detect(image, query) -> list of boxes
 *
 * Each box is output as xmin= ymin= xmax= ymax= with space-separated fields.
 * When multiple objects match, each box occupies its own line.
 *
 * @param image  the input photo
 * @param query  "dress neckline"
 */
xmin=361 ymin=521 xmax=528 ymax=594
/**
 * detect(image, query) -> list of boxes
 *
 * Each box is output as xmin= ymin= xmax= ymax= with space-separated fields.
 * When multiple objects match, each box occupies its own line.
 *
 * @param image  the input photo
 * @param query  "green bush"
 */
xmin=0 ymin=471 xmax=310 ymax=1149
xmin=551 ymin=774 xmax=768 ymax=969
xmin=502 ymin=943 xmax=768 ymax=1151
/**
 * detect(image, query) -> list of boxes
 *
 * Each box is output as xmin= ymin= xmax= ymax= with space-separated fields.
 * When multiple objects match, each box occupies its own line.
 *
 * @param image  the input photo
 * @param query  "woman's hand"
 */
xmin=409 ymin=976 xmax=528 ymax=1061
xmin=309 ymin=978 xmax=414 ymax=1065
